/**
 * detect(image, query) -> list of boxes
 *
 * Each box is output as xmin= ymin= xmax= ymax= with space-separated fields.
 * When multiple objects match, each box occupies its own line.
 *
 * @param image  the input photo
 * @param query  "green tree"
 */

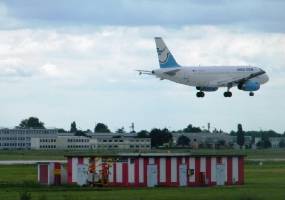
xmin=149 ymin=128 xmax=172 ymax=147
xmin=279 ymin=140 xmax=285 ymax=148
xmin=137 ymin=130 xmax=149 ymax=138
xmin=94 ymin=123 xmax=110 ymax=133
xmin=70 ymin=121 xmax=77 ymax=133
xmin=216 ymin=139 xmax=226 ymax=149
xmin=261 ymin=133 xmax=272 ymax=148
xmin=57 ymin=128 xmax=67 ymax=133
xmin=18 ymin=117 xmax=45 ymax=129
xmin=177 ymin=135 xmax=190 ymax=147
xmin=183 ymin=124 xmax=202 ymax=133
xmin=237 ymin=124 xmax=245 ymax=149
xmin=75 ymin=130 xmax=87 ymax=137
xmin=116 ymin=127 xmax=126 ymax=134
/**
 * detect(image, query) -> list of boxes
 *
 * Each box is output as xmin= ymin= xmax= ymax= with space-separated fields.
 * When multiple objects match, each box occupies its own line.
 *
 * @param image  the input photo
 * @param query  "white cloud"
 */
xmin=0 ymin=26 xmax=285 ymax=132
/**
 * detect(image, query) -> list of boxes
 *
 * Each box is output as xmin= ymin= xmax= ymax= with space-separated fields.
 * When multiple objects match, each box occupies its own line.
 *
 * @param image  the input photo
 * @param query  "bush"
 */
xmin=19 ymin=191 xmax=32 ymax=200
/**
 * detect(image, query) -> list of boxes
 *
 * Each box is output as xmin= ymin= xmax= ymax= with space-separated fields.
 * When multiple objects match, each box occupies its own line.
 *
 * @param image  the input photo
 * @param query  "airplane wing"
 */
xmin=213 ymin=69 xmax=266 ymax=87
xmin=136 ymin=70 xmax=154 ymax=75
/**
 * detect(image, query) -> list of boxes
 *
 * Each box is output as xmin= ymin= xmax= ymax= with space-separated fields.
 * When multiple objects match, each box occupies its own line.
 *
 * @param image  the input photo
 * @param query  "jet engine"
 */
xmin=238 ymin=80 xmax=260 ymax=91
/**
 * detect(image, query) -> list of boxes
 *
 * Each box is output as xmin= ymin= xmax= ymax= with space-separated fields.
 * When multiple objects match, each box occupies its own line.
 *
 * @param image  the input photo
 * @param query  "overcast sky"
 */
xmin=0 ymin=0 xmax=285 ymax=133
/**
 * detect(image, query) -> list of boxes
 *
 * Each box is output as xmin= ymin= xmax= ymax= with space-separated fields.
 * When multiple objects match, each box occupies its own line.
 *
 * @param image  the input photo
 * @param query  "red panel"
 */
xmin=238 ymin=157 xmax=244 ymax=184
xmin=54 ymin=162 xmax=61 ymax=169
xmin=227 ymin=157 xmax=233 ymax=185
xmin=176 ymin=157 xmax=182 ymax=186
xmin=155 ymin=157 xmax=160 ymax=185
xmin=122 ymin=162 xmax=128 ymax=186
xmin=78 ymin=157 xmax=83 ymax=165
xmin=54 ymin=162 xmax=61 ymax=185
xmin=166 ymin=157 xmax=171 ymax=185
xmin=67 ymin=158 xmax=72 ymax=184
xmin=195 ymin=157 xmax=200 ymax=186
xmin=206 ymin=157 xmax=211 ymax=185
xmin=40 ymin=164 xmax=48 ymax=184
xmin=143 ymin=158 xmax=148 ymax=186
xmin=134 ymin=158 xmax=139 ymax=186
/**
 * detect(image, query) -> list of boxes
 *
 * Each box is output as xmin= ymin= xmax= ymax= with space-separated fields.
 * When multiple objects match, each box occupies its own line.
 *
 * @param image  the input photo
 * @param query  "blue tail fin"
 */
xmin=155 ymin=37 xmax=180 ymax=68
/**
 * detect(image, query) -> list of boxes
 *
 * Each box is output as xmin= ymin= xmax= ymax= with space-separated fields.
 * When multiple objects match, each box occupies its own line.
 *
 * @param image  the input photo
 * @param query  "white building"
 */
xmin=31 ymin=135 xmax=90 ymax=150
xmin=269 ymin=137 xmax=285 ymax=148
xmin=0 ymin=128 xmax=58 ymax=150
xmin=30 ymin=133 xmax=151 ymax=151
xmin=172 ymin=132 xmax=252 ymax=148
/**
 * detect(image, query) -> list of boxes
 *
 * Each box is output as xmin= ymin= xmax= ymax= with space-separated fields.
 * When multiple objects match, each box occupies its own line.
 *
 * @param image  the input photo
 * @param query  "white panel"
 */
xmin=211 ymin=157 xmax=216 ymax=182
xmin=222 ymin=157 xmax=227 ymax=180
xmin=116 ymin=162 xmax=122 ymax=183
xmin=182 ymin=157 xmax=185 ymax=164
xmin=232 ymin=157 xmax=239 ymax=183
xmin=147 ymin=164 xmax=158 ymax=187
xmin=49 ymin=163 xmax=54 ymax=185
xmin=171 ymin=157 xmax=177 ymax=182
xmin=83 ymin=157 xmax=89 ymax=165
xmin=96 ymin=157 xmax=102 ymax=174
xmin=108 ymin=164 xmax=114 ymax=183
xmin=128 ymin=158 xmax=135 ymax=183
xmin=149 ymin=158 xmax=155 ymax=164
xmin=139 ymin=158 xmax=144 ymax=183
xmin=160 ymin=157 xmax=166 ymax=183
xmin=200 ymin=157 xmax=206 ymax=172
xmin=72 ymin=157 xmax=78 ymax=182
xmin=189 ymin=157 xmax=195 ymax=182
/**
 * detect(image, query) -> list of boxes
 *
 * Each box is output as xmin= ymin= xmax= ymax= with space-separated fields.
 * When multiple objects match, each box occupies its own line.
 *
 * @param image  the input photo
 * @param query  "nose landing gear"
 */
xmin=249 ymin=92 xmax=254 ymax=96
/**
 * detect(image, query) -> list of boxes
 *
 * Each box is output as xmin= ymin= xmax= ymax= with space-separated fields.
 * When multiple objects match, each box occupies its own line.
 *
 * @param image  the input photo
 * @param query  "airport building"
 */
xmin=269 ymin=137 xmax=285 ymax=148
xmin=0 ymin=128 xmax=151 ymax=151
xmin=38 ymin=153 xmax=245 ymax=187
xmin=31 ymin=135 xmax=151 ymax=151
xmin=0 ymin=128 xmax=58 ymax=150
xmin=172 ymin=132 xmax=252 ymax=148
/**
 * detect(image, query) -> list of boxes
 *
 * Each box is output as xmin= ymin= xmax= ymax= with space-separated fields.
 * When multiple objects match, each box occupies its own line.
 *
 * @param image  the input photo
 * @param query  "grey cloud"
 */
xmin=2 ymin=0 xmax=285 ymax=32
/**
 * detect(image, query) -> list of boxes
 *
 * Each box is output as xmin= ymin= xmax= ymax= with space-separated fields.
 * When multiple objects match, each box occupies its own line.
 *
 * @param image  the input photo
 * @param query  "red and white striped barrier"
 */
xmin=66 ymin=154 xmax=244 ymax=187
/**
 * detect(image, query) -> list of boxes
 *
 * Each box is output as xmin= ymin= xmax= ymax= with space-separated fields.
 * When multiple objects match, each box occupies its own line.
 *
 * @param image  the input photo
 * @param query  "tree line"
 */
xmin=13 ymin=117 xmax=285 ymax=148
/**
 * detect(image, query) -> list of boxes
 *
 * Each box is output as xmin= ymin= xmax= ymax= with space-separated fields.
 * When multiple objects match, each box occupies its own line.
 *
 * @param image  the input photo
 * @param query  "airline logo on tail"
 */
xmin=155 ymin=37 xmax=180 ymax=68
xmin=156 ymin=47 xmax=169 ymax=64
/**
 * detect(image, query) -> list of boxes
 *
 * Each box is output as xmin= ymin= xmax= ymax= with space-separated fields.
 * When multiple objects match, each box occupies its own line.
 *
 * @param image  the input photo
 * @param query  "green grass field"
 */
xmin=0 ymin=161 xmax=285 ymax=200
xmin=1 ymin=149 xmax=285 ymax=160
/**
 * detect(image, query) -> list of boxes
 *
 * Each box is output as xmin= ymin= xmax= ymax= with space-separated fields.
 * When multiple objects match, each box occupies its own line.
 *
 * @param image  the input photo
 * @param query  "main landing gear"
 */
xmin=223 ymin=91 xmax=232 ymax=97
xmin=196 ymin=91 xmax=205 ymax=98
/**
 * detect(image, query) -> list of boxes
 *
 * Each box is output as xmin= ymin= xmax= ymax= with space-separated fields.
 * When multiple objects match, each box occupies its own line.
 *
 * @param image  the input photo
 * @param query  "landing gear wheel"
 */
xmin=249 ymin=92 xmax=254 ymax=96
xmin=196 ymin=91 xmax=205 ymax=98
xmin=223 ymin=91 xmax=232 ymax=97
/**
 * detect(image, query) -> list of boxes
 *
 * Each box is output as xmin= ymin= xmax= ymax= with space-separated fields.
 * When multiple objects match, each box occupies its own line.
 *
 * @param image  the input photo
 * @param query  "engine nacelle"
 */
xmin=238 ymin=80 xmax=260 ymax=91
xmin=196 ymin=86 xmax=218 ymax=92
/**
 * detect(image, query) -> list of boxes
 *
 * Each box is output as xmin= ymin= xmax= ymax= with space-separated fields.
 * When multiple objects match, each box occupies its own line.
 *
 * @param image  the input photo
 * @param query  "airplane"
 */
xmin=137 ymin=37 xmax=269 ymax=98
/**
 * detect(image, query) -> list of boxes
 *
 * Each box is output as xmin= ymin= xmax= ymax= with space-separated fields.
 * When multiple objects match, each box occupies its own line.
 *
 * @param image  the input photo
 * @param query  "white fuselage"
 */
xmin=154 ymin=66 xmax=269 ymax=88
